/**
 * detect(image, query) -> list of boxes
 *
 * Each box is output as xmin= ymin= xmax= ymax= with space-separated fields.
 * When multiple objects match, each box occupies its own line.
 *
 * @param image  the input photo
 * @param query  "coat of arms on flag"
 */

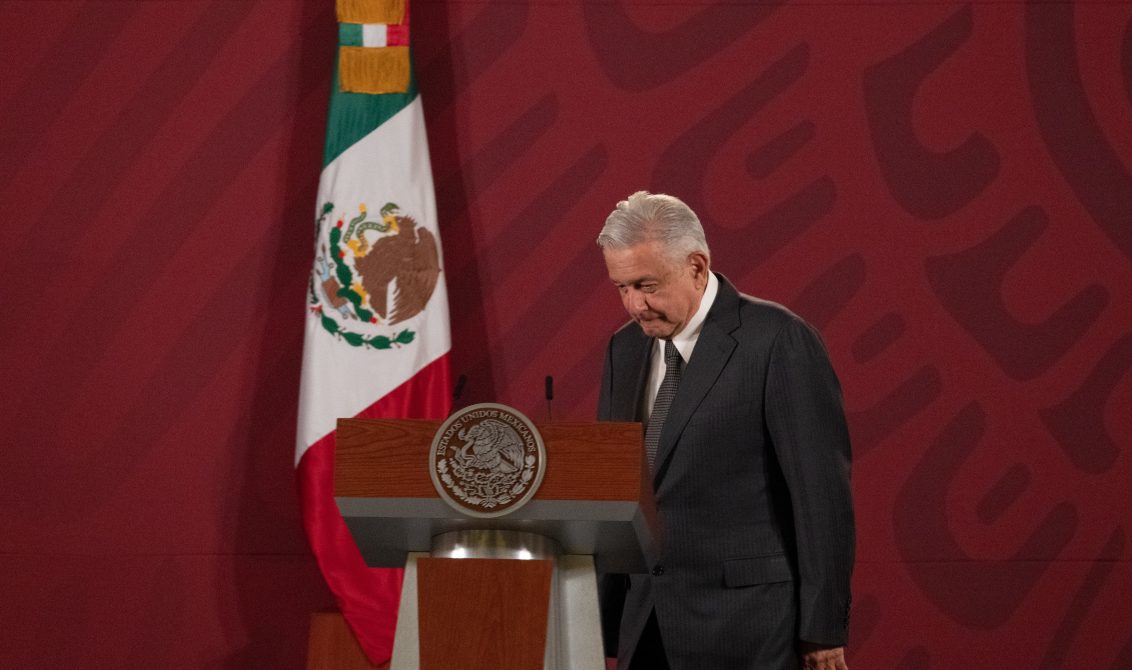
xmin=310 ymin=200 xmax=441 ymax=348
xmin=296 ymin=0 xmax=452 ymax=665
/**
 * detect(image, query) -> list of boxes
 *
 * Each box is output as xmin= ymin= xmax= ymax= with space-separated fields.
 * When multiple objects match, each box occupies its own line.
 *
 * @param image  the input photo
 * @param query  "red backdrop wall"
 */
xmin=1 ymin=1 xmax=1130 ymax=668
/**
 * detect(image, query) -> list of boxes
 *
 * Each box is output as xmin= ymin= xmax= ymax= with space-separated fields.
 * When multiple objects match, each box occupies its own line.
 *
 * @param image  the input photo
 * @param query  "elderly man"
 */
xmin=596 ymin=192 xmax=855 ymax=670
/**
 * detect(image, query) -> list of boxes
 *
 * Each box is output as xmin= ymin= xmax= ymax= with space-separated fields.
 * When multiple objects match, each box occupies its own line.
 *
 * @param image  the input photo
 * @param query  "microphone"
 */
xmin=545 ymin=375 xmax=554 ymax=423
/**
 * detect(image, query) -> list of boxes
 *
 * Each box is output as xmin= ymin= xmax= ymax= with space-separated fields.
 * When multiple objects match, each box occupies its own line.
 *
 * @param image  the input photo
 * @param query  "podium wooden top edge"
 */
xmin=335 ymin=417 xmax=645 ymax=502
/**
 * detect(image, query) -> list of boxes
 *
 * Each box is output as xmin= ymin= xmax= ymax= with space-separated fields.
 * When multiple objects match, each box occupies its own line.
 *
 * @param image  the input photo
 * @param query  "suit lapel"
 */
xmin=652 ymin=275 xmax=741 ymax=484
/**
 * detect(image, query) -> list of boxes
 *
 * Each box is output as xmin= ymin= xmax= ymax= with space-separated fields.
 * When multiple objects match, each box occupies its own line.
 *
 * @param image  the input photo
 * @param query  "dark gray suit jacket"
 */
xmin=598 ymin=274 xmax=854 ymax=670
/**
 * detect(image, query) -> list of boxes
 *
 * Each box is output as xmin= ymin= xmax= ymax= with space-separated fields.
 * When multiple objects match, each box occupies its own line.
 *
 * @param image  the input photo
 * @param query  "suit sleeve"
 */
xmin=597 ymin=334 xmax=614 ymax=422
xmin=596 ymin=334 xmax=626 ymax=657
xmin=765 ymin=316 xmax=855 ymax=647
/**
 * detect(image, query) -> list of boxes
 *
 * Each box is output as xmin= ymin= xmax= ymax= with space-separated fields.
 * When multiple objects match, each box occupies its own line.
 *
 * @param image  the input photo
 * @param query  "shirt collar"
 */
xmin=665 ymin=271 xmax=718 ymax=364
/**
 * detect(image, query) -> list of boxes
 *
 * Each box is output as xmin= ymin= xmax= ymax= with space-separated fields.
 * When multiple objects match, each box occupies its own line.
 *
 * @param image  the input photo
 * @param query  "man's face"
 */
xmin=603 ymin=241 xmax=709 ymax=339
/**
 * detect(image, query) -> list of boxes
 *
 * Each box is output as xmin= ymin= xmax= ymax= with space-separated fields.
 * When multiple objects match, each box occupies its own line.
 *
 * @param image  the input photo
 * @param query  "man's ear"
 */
xmin=687 ymin=251 xmax=710 ymax=286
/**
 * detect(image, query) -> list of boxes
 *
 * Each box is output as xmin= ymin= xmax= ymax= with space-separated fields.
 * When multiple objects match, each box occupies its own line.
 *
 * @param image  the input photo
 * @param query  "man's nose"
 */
xmin=627 ymin=290 xmax=648 ymax=314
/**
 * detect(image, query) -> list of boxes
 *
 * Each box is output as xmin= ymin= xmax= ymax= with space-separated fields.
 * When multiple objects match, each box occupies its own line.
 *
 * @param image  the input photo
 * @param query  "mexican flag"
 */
xmin=296 ymin=1 xmax=451 ymax=664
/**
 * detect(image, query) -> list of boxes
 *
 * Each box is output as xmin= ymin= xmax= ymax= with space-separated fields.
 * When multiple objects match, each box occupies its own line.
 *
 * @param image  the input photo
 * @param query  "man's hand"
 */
xmin=799 ymin=642 xmax=848 ymax=670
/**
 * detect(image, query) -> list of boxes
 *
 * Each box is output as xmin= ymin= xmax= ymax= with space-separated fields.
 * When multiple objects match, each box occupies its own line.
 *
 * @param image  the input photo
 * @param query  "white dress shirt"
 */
xmin=641 ymin=272 xmax=719 ymax=424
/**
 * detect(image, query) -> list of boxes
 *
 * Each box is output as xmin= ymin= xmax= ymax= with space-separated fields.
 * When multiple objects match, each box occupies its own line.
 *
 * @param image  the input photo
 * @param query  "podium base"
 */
xmin=390 ymin=530 xmax=604 ymax=670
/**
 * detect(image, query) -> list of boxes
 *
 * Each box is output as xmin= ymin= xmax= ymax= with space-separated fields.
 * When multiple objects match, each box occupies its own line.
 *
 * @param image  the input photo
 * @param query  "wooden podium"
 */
xmin=334 ymin=415 xmax=655 ymax=670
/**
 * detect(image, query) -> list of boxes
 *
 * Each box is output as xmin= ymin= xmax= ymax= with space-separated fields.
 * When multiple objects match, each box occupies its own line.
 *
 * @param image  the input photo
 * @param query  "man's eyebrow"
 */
xmin=612 ymin=275 xmax=657 ymax=286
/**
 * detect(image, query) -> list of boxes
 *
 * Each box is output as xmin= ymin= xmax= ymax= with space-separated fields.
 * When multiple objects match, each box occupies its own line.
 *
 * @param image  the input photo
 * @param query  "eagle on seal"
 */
xmin=353 ymin=215 xmax=440 ymax=325
xmin=455 ymin=419 xmax=525 ymax=474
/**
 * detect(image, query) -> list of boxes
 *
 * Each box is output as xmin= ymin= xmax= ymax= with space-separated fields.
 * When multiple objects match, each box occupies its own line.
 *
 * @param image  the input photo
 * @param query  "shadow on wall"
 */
xmin=223 ymin=2 xmax=338 ymax=667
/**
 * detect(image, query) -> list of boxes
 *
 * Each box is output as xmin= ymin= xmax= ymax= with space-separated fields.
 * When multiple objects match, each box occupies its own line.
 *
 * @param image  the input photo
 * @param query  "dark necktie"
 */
xmin=644 ymin=339 xmax=682 ymax=469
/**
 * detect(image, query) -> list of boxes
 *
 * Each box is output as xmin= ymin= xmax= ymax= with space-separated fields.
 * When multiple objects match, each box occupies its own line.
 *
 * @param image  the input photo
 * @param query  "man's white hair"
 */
xmin=596 ymin=191 xmax=710 ymax=263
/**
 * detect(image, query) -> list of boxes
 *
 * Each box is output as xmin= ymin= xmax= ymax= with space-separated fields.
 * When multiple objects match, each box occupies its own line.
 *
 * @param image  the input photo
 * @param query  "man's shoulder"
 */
xmin=725 ymin=290 xmax=830 ymax=357
xmin=735 ymin=292 xmax=794 ymax=318
xmin=732 ymin=298 xmax=808 ymax=351
xmin=715 ymin=277 xmax=808 ymax=333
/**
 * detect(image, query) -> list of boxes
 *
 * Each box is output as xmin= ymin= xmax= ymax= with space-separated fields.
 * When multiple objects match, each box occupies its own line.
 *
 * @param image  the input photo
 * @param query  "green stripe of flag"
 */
xmin=338 ymin=23 xmax=364 ymax=47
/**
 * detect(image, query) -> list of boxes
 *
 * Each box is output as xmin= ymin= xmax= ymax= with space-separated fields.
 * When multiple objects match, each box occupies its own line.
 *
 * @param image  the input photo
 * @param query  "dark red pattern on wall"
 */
xmin=1 ymin=1 xmax=1130 ymax=668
